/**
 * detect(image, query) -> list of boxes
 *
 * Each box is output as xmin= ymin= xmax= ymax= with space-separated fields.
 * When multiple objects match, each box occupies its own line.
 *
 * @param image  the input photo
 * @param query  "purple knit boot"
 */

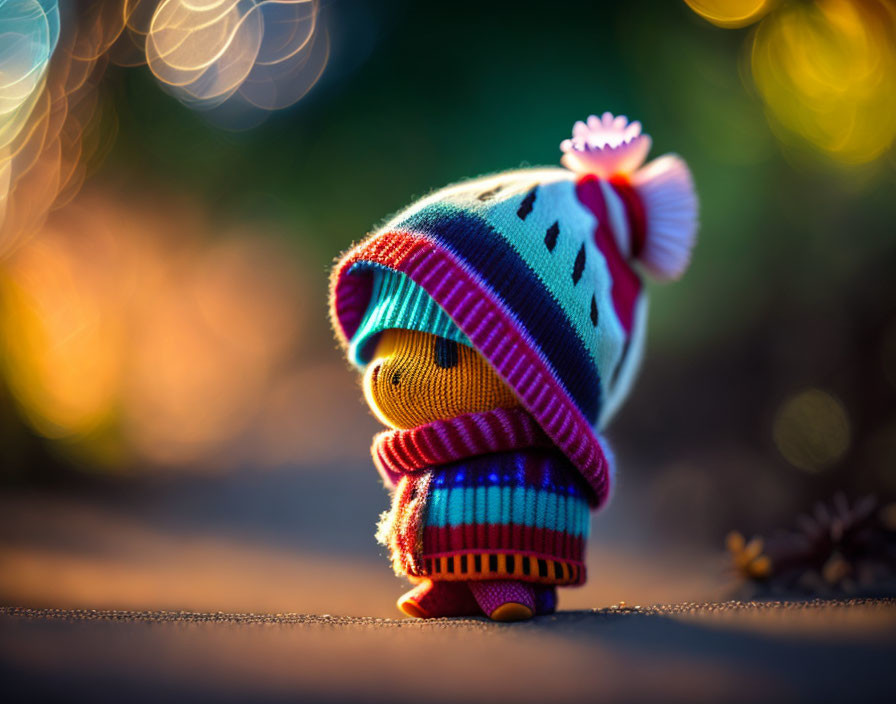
xmin=468 ymin=580 xmax=535 ymax=621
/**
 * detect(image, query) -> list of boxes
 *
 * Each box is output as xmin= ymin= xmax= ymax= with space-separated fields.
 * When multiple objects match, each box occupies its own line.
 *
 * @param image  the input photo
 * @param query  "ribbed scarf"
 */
xmin=371 ymin=407 xmax=551 ymax=487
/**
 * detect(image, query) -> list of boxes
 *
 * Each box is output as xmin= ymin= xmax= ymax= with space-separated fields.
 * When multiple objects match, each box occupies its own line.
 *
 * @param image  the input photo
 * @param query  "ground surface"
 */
xmin=3 ymin=600 xmax=896 ymax=703
xmin=3 ymin=465 xmax=895 ymax=702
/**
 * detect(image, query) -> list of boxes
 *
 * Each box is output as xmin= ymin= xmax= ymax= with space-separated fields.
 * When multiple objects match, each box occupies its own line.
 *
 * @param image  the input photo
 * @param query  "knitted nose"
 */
xmin=363 ymin=329 xmax=519 ymax=429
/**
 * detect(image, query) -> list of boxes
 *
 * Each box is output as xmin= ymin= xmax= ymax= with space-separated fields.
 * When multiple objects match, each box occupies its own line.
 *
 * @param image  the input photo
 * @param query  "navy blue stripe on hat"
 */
xmin=398 ymin=204 xmax=602 ymax=423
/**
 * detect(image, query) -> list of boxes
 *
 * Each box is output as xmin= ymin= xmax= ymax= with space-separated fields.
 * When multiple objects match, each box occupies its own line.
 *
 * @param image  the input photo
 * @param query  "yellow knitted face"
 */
xmin=363 ymin=328 xmax=520 ymax=429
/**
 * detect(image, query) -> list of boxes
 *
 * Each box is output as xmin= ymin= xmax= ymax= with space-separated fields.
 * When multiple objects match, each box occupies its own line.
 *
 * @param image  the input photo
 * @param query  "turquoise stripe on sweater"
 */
xmin=426 ymin=486 xmax=590 ymax=537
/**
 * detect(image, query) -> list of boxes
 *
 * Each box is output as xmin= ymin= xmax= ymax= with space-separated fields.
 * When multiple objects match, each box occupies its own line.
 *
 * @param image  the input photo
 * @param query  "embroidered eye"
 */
xmin=434 ymin=337 xmax=459 ymax=369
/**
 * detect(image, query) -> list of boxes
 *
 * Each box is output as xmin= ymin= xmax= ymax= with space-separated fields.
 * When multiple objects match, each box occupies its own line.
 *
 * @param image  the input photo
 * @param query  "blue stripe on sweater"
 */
xmin=397 ymin=205 xmax=601 ymax=423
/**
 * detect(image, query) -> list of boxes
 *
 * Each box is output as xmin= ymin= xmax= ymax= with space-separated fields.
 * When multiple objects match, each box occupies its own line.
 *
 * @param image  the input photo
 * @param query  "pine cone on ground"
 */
xmin=727 ymin=494 xmax=896 ymax=599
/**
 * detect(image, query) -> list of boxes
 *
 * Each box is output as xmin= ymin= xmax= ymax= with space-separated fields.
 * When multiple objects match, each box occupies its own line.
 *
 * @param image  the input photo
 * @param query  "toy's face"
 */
xmin=363 ymin=328 xmax=520 ymax=429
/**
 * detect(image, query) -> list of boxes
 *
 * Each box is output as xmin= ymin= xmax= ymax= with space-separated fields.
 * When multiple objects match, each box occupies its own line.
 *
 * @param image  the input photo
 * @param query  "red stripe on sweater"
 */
xmin=422 ymin=525 xmax=585 ymax=563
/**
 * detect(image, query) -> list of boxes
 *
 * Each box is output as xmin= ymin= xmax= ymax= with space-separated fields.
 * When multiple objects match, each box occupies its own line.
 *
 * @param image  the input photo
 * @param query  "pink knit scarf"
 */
xmin=371 ymin=407 xmax=551 ymax=487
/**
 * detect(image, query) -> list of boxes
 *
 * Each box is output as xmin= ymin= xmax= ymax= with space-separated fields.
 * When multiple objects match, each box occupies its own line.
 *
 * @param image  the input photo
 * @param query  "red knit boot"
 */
xmin=397 ymin=579 xmax=480 ymax=618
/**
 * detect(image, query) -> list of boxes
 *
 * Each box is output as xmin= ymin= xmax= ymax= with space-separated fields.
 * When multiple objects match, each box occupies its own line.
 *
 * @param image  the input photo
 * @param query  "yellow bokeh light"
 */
xmin=750 ymin=0 xmax=896 ymax=163
xmin=0 ymin=231 xmax=124 ymax=440
xmin=772 ymin=388 xmax=851 ymax=472
xmin=0 ymin=190 xmax=305 ymax=470
xmin=684 ymin=0 xmax=777 ymax=28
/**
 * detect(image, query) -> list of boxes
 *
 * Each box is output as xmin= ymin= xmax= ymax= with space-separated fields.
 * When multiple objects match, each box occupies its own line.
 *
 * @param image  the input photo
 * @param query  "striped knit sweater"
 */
xmin=379 ymin=449 xmax=590 ymax=586
xmin=375 ymin=408 xmax=590 ymax=585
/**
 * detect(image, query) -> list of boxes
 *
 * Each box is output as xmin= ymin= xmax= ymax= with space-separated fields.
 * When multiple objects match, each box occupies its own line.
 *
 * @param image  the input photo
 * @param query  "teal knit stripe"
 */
xmin=349 ymin=266 xmax=471 ymax=365
xmin=426 ymin=486 xmax=590 ymax=537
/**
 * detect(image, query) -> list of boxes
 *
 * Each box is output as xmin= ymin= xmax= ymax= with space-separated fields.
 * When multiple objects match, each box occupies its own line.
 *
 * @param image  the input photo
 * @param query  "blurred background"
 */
xmin=0 ymin=0 xmax=894 ymax=616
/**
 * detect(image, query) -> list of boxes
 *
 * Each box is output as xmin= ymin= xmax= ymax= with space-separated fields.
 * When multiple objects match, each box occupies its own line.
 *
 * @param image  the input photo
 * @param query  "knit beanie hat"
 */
xmin=331 ymin=113 xmax=698 ymax=509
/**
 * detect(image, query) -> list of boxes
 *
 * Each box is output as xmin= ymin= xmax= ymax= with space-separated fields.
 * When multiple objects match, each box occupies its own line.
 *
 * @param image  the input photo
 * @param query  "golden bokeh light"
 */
xmin=685 ymin=0 xmax=896 ymax=165
xmin=684 ymin=0 xmax=776 ymax=28
xmin=0 ymin=226 xmax=124 ymax=441
xmin=751 ymin=0 xmax=896 ymax=164
xmin=772 ymin=388 xmax=851 ymax=472
xmin=0 ymin=189 xmax=306 ymax=470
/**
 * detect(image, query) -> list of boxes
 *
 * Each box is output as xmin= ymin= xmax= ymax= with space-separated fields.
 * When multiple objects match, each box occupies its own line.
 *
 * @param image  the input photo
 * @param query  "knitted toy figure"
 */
xmin=330 ymin=113 xmax=698 ymax=620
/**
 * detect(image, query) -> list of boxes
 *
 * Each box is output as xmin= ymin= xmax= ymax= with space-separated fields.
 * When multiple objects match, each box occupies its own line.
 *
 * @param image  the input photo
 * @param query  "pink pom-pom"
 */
xmin=629 ymin=155 xmax=698 ymax=281
xmin=560 ymin=113 xmax=652 ymax=177
xmin=563 ymin=113 xmax=698 ymax=281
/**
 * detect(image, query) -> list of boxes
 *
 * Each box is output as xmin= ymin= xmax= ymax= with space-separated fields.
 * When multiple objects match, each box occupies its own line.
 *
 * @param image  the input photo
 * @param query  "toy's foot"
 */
xmin=397 ymin=591 xmax=427 ymax=619
xmin=397 ymin=580 xmax=479 ymax=619
xmin=490 ymin=602 xmax=534 ymax=622
xmin=469 ymin=580 xmax=535 ymax=621
xmin=534 ymin=586 xmax=557 ymax=615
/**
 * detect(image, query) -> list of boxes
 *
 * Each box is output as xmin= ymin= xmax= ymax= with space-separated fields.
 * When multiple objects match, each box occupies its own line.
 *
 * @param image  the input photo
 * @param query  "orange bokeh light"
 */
xmin=0 ymin=189 xmax=307 ymax=470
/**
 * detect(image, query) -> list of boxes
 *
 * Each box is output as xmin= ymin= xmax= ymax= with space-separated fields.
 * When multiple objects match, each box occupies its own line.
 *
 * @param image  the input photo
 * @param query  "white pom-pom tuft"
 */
xmin=630 ymin=155 xmax=698 ymax=281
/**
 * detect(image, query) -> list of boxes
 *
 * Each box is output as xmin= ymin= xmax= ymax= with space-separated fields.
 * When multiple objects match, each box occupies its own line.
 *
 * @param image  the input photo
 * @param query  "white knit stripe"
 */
xmin=599 ymin=294 xmax=648 ymax=428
